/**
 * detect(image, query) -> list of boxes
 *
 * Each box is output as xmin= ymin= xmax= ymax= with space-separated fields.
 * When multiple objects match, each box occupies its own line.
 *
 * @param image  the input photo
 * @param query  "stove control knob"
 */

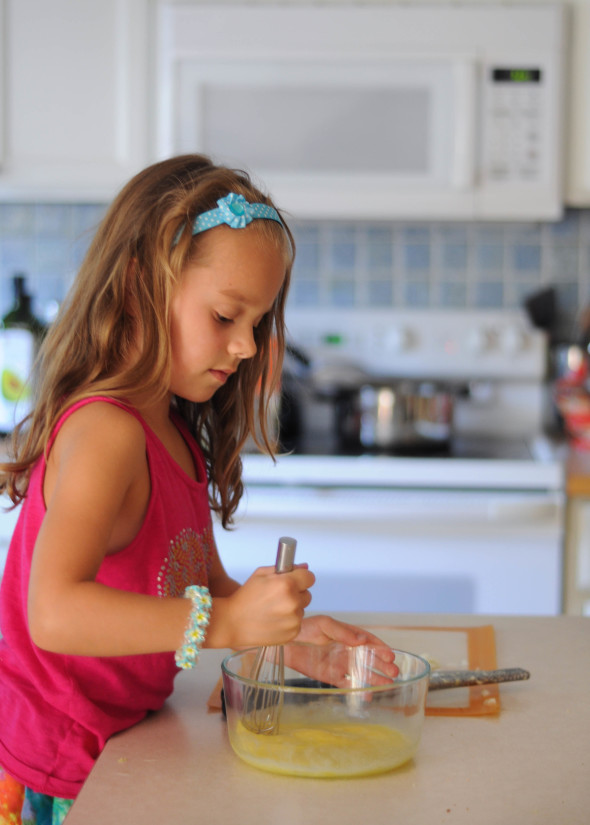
xmin=465 ymin=327 xmax=491 ymax=354
xmin=384 ymin=326 xmax=411 ymax=352
xmin=499 ymin=326 xmax=526 ymax=354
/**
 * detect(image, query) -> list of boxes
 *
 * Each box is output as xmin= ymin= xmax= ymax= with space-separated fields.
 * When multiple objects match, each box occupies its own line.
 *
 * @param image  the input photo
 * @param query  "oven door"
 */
xmin=214 ymin=485 xmax=565 ymax=615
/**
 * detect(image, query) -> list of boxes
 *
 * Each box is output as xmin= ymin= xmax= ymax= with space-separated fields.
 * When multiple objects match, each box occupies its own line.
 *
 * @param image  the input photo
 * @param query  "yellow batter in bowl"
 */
xmin=229 ymin=716 xmax=416 ymax=778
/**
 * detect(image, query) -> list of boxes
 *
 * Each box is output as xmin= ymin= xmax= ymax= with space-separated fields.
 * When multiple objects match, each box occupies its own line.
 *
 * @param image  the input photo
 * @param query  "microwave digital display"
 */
xmin=492 ymin=68 xmax=542 ymax=83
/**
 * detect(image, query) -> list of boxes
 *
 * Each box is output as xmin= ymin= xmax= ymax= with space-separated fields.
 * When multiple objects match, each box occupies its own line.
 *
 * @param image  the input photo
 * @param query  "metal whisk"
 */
xmin=241 ymin=536 xmax=297 ymax=735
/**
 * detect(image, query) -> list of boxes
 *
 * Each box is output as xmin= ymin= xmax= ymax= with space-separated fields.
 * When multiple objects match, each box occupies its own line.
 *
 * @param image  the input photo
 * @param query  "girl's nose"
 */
xmin=228 ymin=326 xmax=257 ymax=360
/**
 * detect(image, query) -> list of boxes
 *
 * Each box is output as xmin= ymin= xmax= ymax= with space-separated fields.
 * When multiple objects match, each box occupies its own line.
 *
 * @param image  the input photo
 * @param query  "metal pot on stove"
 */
xmin=334 ymin=380 xmax=455 ymax=453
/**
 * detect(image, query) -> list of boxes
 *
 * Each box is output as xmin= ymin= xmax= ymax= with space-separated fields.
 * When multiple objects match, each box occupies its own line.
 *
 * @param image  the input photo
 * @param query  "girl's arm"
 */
xmin=28 ymin=402 xmax=313 ymax=657
xmin=28 ymin=402 xmax=193 ymax=656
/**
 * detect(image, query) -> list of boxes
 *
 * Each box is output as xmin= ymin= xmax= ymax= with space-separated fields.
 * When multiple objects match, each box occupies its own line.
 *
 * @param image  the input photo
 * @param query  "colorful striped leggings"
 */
xmin=0 ymin=767 xmax=73 ymax=825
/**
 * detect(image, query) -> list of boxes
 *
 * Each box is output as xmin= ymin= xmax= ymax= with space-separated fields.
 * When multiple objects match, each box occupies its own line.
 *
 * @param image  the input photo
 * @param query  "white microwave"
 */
xmin=157 ymin=3 xmax=566 ymax=221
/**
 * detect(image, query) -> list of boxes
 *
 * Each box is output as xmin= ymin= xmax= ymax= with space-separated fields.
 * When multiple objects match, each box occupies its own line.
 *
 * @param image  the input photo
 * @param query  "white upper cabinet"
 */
xmin=1 ymin=0 xmax=590 ymax=209
xmin=565 ymin=2 xmax=590 ymax=206
xmin=0 ymin=0 xmax=150 ymax=201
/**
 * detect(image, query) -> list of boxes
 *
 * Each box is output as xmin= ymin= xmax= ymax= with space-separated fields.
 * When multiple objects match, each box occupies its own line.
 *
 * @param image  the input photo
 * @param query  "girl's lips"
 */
xmin=210 ymin=369 xmax=233 ymax=383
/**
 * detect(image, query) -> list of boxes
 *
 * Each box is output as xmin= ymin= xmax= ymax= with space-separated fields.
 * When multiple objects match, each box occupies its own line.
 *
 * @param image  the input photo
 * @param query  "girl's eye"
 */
xmin=216 ymin=314 xmax=233 ymax=324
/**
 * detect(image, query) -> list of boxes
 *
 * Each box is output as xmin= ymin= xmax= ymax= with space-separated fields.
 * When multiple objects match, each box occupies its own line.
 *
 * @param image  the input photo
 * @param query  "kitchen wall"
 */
xmin=1 ymin=202 xmax=589 ymax=341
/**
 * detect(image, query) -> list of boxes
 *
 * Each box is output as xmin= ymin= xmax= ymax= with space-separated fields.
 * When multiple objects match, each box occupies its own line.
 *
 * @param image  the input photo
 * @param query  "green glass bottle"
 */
xmin=0 ymin=274 xmax=45 ymax=433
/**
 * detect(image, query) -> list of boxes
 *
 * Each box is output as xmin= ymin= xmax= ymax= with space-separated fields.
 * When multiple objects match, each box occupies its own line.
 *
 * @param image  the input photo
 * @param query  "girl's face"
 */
xmin=169 ymin=225 xmax=286 ymax=403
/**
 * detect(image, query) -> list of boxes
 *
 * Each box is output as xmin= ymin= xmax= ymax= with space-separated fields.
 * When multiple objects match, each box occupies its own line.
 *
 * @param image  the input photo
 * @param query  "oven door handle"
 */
xmin=487 ymin=498 xmax=563 ymax=523
xmin=240 ymin=489 xmax=563 ymax=526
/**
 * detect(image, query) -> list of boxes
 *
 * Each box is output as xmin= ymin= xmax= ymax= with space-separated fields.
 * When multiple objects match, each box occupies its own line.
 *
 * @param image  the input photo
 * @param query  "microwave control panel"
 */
xmin=484 ymin=66 xmax=545 ymax=184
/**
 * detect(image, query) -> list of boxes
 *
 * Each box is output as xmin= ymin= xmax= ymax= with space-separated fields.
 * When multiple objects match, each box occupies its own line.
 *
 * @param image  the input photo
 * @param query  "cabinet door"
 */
xmin=564 ymin=3 xmax=590 ymax=206
xmin=564 ymin=498 xmax=590 ymax=615
xmin=0 ymin=0 xmax=149 ymax=200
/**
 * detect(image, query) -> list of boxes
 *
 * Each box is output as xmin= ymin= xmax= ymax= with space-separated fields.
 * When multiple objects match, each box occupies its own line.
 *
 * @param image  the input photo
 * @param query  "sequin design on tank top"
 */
xmin=156 ymin=522 xmax=215 ymax=597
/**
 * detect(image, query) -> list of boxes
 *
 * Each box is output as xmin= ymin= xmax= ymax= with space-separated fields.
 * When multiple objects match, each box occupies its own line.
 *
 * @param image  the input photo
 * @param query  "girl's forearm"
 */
xmin=28 ymin=579 xmax=242 ymax=657
xmin=28 ymin=581 xmax=193 ymax=657
xmin=29 ymin=566 xmax=313 ymax=657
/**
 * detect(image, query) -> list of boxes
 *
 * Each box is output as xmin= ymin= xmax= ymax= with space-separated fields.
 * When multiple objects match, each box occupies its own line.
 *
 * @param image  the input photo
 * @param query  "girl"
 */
xmin=0 ymin=155 xmax=396 ymax=824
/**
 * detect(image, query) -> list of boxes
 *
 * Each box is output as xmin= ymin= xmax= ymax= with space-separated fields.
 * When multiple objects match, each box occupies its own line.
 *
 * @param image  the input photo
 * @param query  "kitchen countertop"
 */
xmin=64 ymin=613 xmax=589 ymax=825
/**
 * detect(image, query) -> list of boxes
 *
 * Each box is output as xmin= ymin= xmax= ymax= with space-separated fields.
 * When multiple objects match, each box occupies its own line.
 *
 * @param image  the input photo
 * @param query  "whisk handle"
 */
xmin=275 ymin=537 xmax=297 ymax=573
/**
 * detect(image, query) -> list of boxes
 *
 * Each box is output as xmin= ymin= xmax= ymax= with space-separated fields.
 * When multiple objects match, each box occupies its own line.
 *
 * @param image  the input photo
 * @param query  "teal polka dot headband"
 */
xmin=173 ymin=192 xmax=284 ymax=246
xmin=192 ymin=192 xmax=283 ymax=235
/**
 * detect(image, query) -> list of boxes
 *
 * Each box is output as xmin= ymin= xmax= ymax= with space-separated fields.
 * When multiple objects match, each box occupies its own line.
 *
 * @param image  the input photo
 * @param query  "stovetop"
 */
xmin=288 ymin=434 xmax=537 ymax=461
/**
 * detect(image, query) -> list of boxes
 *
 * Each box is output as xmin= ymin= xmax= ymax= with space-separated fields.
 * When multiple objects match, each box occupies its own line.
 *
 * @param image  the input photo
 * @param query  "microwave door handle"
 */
xmin=451 ymin=59 xmax=477 ymax=190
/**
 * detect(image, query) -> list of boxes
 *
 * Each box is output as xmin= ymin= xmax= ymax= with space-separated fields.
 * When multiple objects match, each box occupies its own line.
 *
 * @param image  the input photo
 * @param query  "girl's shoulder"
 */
xmin=42 ymin=399 xmax=153 ymax=559
xmin=48 ymin=399 xmax=147 ymax=469
xmin=54 ymin=396 xmax=143 ymax=433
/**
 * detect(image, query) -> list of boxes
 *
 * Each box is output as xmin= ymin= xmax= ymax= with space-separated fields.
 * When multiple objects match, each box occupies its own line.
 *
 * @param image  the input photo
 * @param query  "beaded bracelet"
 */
xmin=175 ymin=585 xmax=212 ymax=670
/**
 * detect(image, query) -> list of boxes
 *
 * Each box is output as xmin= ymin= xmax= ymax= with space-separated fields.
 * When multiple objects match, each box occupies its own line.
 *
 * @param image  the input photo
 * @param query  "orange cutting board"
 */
xmin=365 ymin=625 xmax=500 ymax=716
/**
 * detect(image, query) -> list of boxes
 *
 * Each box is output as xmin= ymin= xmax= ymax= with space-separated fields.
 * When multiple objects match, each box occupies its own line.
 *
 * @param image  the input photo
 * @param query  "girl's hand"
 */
xmin=206 ymin=563 xmax=315 ymax=650
xmin=294 ymin=614 xmax=390 ymax=650
xmin=289 ymin=615 xmax=399 ymax=685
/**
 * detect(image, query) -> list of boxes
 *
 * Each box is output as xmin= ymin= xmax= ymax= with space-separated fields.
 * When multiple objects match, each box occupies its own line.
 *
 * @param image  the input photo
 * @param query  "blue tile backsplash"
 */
xmin=0 ymin=203 xmax=107 ymax=320
xmin=1 ymin=203 xmax=589 ymax=340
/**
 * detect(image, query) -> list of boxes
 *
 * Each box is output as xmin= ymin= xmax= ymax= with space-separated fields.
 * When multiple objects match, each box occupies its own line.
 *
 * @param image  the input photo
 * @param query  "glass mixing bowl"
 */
xmin=221 ymin=642 xmax=430 ymax=778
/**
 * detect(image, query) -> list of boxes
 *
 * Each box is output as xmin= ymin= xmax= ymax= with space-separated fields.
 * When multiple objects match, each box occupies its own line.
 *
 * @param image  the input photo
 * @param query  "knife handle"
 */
xmin=428 ymin=667 xmax=530 ymax=691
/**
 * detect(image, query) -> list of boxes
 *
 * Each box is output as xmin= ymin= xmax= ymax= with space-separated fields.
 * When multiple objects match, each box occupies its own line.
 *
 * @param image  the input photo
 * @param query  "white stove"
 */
xmin=215 ymin=310 xmax=566 ymax=616
xmin=285 ymin=306 xmax=549 ymax=440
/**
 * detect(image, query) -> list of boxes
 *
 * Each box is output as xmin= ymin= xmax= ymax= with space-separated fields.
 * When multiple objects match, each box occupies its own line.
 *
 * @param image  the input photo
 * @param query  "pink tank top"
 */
xmin=0 ymin=397 xmax=214 ymax=798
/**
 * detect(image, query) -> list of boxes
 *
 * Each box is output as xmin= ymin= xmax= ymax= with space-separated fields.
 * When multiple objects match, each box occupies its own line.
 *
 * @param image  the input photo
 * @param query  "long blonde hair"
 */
xmin=0 ymin=155 xmax=294 ymax=527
